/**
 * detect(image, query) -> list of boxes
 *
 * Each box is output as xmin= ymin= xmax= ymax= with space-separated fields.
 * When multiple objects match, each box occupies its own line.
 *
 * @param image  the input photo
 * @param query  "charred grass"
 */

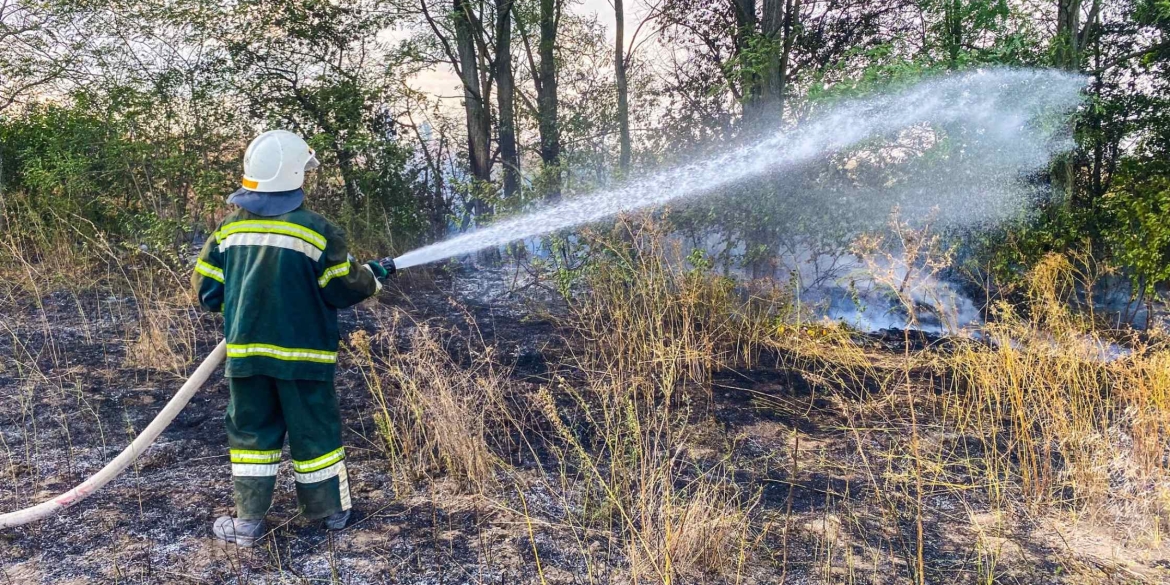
xmin=2 ymin=218 xmax=1170 ymax=583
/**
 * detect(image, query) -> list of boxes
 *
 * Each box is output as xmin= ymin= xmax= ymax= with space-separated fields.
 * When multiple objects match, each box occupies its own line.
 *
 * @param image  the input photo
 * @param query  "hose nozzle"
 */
xmin=377 ymin=256 xmax=396 ymax=276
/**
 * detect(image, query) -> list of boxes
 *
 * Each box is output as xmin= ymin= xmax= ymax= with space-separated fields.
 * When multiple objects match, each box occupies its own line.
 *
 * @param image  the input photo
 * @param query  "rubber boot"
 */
xmin=323 ymin=509 xmax=351 ymax=531
xmin=212 ymin=516 xmax=266 ymax=547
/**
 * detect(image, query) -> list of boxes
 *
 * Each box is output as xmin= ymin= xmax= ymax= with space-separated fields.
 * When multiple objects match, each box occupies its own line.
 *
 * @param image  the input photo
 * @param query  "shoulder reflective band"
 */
xmin=218 ymin=232 xmax=323 ymax=261
xmin=215 ymin=220 xmax=326 ymax=250
xmin=226 ymin=344 xmax=337 ymax=364
xmin=195 ymin=259 xmax=224 ymax=283
xmin=318 ymin=262 xmax=351 ymax=287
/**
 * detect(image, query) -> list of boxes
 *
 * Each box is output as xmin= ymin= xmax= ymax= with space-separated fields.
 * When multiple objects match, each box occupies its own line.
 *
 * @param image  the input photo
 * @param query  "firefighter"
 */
xmin=192 ymin=130 xmax=393 ymax=546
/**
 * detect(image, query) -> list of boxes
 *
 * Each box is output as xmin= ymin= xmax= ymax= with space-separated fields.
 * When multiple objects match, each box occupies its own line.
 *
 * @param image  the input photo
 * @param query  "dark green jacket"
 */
xmin=192 ymin=207 xmax=379 ymax=381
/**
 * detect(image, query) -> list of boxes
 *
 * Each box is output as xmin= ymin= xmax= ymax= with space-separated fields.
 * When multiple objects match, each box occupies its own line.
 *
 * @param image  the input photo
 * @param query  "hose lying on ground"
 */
xmin=0 ymin=340 xmax=227 ymax=529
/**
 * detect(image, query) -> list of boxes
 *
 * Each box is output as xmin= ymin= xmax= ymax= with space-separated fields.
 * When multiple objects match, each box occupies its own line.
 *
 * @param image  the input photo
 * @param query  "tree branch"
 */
xmin=419 ymin=0 xmax=464 ymax=79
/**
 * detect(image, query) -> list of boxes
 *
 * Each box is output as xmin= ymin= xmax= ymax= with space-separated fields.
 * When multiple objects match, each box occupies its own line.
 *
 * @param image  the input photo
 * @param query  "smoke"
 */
xmin=394 ymin=69 xmax=1085 ymax=270
xmin=787 ymin=252 xmax=983 ymax=334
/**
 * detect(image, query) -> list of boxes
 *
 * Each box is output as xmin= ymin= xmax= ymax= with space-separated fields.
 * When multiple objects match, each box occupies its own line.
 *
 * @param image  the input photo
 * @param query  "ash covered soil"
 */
xmin=1 ymin=266 xmax=1167 ymax=584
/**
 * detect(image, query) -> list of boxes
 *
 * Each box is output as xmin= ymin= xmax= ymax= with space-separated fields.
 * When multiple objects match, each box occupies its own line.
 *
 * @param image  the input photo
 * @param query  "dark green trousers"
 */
xmin=226 ymin=376 xmax=351 ymax=520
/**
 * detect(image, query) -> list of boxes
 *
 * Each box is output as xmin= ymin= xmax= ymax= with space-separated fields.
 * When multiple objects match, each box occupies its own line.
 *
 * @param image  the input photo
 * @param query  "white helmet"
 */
xmin=241 ymin=130 xmax=320 ymax=192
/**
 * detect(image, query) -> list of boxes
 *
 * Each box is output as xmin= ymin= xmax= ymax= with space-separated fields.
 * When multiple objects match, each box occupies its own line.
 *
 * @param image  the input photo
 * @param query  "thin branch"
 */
xmin=419 ymin=0 xmax=464 ymax=78
xmin=1095 ymin=41 xmax=1170 ymax=73
xmin=514 ymin=8 xmax=542 ymax=94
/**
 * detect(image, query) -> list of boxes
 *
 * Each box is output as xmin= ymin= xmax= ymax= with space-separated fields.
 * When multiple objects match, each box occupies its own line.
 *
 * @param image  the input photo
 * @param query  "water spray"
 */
xmin=392 ymin=69 xmax=1084 ymax=270
xmin=0 ymin=68 xmax=1085 ymax=529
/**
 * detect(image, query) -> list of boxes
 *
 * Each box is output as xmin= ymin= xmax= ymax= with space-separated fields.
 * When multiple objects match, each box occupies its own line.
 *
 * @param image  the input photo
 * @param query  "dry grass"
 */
xmin=764 ymin=242 xmax=1170 ymax=574
xmin=568 ymin=217 xmax=788 ymax=386
xmin=507 ymin=218 xmax=780 ymax=582
xmin=353 ymin=216 xmax=1170 ymax=581
xmin=3 ymin=209 xmax=1170 ymax=582
xmin=940 ymin=254 xmax=1170 ymax=539
xmin=0 ymin=210 xmax=208 ymax=518
xmin=351 ymin=313 xmax=507 ymax=493
xmin=0 ymin=209 xmax=204 ymax=374
xmin=348 ymin=218 xmax=776 ymax=580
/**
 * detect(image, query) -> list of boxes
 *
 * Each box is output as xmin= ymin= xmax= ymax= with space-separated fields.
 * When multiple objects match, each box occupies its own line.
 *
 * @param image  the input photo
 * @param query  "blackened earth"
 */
xmin=0 ymin=265 xmax=1164 ymax=584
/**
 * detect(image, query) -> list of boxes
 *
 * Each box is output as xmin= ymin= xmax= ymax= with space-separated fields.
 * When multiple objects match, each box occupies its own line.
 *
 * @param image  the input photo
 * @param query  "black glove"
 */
xmin=366 ymin=257 xmax=395 ymax=279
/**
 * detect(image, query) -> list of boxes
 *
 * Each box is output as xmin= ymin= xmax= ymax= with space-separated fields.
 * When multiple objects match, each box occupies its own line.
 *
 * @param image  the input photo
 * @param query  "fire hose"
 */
xmin=0 ymin=340 xmax=227 ymax=529
xmin=0 ymin=258 xmax=398 ymax=528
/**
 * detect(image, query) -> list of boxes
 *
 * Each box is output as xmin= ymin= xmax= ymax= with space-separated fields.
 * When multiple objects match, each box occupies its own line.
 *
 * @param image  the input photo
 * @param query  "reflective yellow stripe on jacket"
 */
xmin=214 ymin=220 xmax=327 ymax=249
xmin=217 ymin=232 xmax=324 ymax=261
xmin=226 ymin=344 xmax=337 ymax=364
xmin=318 ymin=262 xmax=351 ymax=288
xmin=195 ymin=259 xmax=224 ymax=283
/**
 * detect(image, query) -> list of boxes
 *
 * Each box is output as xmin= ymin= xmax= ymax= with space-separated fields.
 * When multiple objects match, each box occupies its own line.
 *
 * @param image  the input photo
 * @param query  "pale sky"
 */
xmin=405 ymin=0 xmax=654 ymax=104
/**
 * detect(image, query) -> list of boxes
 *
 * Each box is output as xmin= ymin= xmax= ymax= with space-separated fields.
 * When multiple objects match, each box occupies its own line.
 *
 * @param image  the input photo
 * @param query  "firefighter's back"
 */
xmin=193 ymin=207 xmax=379 ymax=382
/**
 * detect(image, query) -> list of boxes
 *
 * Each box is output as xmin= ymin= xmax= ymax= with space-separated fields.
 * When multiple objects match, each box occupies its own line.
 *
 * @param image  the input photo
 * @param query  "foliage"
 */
xmin=0 ymin=0 xmax=1168 ymax=309
xmin=0 ymin=95 xmax=238 ymax=253
xmin=1103 ymin=160 xmax=1170 ymax=295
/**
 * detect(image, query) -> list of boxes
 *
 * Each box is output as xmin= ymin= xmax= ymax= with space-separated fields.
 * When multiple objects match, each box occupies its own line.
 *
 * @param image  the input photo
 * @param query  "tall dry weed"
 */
xmin=942 ymin=255 xmax=1170 ymax=529
xmin=0 ymin=208 xmax=204 ymax=374
xmin=351 ymin=315 xmax=505 ymax=493
xmin=519 ymin=217 xmax=780 ymax=581
xmin=771 ymin=227 xmax=1170 ymax=567
xmin=569 ymin=217 xmax=786 ymax=393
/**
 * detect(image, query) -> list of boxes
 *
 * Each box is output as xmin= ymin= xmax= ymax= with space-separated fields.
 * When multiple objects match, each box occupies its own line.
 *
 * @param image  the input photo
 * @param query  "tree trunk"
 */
xmin=760 ymin=0 xmax=782 ymax=122
xmin=615 ymin=0 xmax=631 ymax=174
xmin=760 ymin=0 xmax=798 ymax=126
xmin=337 ymin=146 xmax=360 ymax=208
xmin=1055 ymin=0 xmax=1082 ymax=70
xmin=454 ymin=0 xmax=492 ymax=227
xmin=943 ymin=0 xmax=962 ymax=66
xmin=776 ymin=0 xmax=799 ymax=116
xmin=0 ymin=140 xmax=6 ymax=232
xmin=732 ymin=0 xmax=760 ymax=126
xmin=1053 ymin=0 xmax=1088 ymax=209
xmin=1091 ymin=45 xmax=1104 ymax=203
xmin=454 ymin=0 xmax=492 ymax=185
xmin=496 ymin=0 xmax=520 ymax=200
xmin=537 ymin=0 xmax=562 ymax=200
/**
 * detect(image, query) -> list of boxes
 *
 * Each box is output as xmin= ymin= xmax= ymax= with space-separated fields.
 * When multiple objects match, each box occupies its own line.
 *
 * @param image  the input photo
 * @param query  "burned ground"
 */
xmin=1 ymin=267 xmax=1167 ymax=584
